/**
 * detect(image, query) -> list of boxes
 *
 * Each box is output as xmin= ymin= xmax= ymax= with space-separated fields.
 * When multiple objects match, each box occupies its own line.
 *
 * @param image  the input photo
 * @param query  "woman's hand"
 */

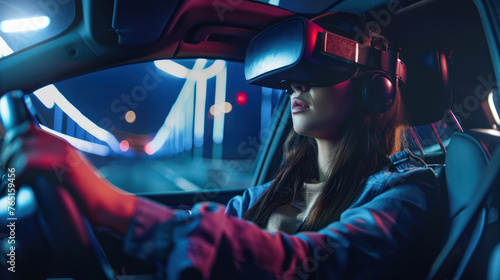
xmin=1 ymin=121 xmax=137 ymax=235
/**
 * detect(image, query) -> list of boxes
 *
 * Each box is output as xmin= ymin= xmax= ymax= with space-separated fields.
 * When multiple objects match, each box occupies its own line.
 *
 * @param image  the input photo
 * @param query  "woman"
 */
xmin=1 ymin=12 xmax=447 ymax=280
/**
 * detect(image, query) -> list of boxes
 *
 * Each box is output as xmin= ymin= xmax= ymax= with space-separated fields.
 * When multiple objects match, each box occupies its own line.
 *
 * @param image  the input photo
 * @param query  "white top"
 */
xmin=264 ymin=181 xmax=325 ymax=234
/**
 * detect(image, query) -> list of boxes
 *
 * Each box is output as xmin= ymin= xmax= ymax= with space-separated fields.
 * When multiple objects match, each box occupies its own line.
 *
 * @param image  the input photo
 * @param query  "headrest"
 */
xmin=402 ymin=48 xmax=452 ymax=125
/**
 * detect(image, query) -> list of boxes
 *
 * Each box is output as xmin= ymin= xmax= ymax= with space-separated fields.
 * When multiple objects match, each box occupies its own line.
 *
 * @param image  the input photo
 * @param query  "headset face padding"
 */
xmin=358 ymin=71 xmax=396 ymax=113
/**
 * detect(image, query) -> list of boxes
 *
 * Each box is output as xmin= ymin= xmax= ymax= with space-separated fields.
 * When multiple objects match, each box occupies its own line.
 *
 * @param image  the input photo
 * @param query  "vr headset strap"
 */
xmin=357 ymin=44 xmax=407 ymax=85
xmin=323 ymin=31 xmax=407 ymax=85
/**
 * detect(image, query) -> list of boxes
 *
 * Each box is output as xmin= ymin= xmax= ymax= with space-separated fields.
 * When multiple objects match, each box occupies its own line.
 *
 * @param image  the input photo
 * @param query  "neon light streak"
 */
xmin=200 ymin=60 xmax=226 ymax=79
xmin=151 ymin=59 xmax=227 ymax=154
xmin=488 ymin=91 xmax=500 ymax=125
xmin=176 ymin=105 xmax=185 ymax=153
xmin=153 ymin=60 xmax=189 ymax=78
xmin=0 ymin=36 xmax=14 ymax=58
xmin=184 ymin=89 xmax=194 ymax=151
xmin=33 ymin=84 xmax=120 ymax=153
xmin=149 ymin=59 xmax=208 ymax=154
xmin=154 ymin=59 xmax=226 ymax=80
xmin=194 ymin=77 xmax=207 ymax=147
xmin=213 ymin=64 xmax=227 ymax=144
xmin=40 ymin=125 xmax=110 ymax=156
xmin=32 ymin=84 xmax=57 ymax=108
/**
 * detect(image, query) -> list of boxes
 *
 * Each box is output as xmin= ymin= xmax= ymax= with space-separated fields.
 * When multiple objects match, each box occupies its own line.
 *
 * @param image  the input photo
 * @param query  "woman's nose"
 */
xmin=290 ymin=82 xmax=310 ymax=93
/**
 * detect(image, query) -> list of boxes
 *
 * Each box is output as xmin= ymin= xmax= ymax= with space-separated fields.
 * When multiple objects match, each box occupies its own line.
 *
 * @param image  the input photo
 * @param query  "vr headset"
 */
xmin=244 ymin=16 xmax=407 ymax=93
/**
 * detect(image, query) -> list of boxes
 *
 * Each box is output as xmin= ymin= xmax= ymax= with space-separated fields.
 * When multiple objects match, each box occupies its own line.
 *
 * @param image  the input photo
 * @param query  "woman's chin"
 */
xmin=292 ymin=124 xmax=314 ymax=137
xmin=293 ymin=122 xmax=342 ymax=141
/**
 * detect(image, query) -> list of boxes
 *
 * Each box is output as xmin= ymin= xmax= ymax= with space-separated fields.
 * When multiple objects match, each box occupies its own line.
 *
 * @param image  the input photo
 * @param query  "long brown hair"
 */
xmin=242 ymin=12 xmax=408 ymax=232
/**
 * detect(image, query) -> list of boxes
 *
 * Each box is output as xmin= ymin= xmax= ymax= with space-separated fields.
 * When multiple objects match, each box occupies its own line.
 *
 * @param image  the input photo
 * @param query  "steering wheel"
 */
xmin=0 ymin=90 xmax=114 ymax=280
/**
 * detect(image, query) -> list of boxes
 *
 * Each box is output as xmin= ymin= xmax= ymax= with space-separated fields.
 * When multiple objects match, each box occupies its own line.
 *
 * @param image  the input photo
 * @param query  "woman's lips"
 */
xmin=292 ymin=98 xmax=310 ymax=114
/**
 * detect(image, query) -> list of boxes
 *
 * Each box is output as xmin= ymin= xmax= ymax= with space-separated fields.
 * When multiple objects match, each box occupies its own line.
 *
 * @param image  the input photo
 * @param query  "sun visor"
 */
xmin=112 ymin=0 xmax=180 ymax=45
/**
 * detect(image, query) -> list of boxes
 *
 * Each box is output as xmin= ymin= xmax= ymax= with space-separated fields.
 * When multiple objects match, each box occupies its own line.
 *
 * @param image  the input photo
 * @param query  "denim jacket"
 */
xmin=123 ymin=150 xmax=448 ymax=280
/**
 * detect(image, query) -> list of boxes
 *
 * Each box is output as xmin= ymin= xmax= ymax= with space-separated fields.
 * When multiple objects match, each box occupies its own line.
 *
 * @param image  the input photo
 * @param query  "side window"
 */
xmin=407 ymin=119 xmax=455 ymax=156
xmin=28 ymin=59 xmax=284 ymax=193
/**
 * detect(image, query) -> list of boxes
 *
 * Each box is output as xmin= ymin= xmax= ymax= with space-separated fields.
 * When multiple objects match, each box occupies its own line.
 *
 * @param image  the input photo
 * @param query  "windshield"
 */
xmin=28 ymin=59 xmax=284 ymax=194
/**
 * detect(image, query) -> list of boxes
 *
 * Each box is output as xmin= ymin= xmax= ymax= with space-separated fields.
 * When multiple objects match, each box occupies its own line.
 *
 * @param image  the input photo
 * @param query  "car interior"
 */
xmin=0 ymin=0 xmax=499 ymax=279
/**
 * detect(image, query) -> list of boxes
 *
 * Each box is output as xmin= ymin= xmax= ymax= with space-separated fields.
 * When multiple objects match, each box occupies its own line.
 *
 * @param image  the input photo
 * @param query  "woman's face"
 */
xmin=290 ymin=79 xmax=355 ymax=140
